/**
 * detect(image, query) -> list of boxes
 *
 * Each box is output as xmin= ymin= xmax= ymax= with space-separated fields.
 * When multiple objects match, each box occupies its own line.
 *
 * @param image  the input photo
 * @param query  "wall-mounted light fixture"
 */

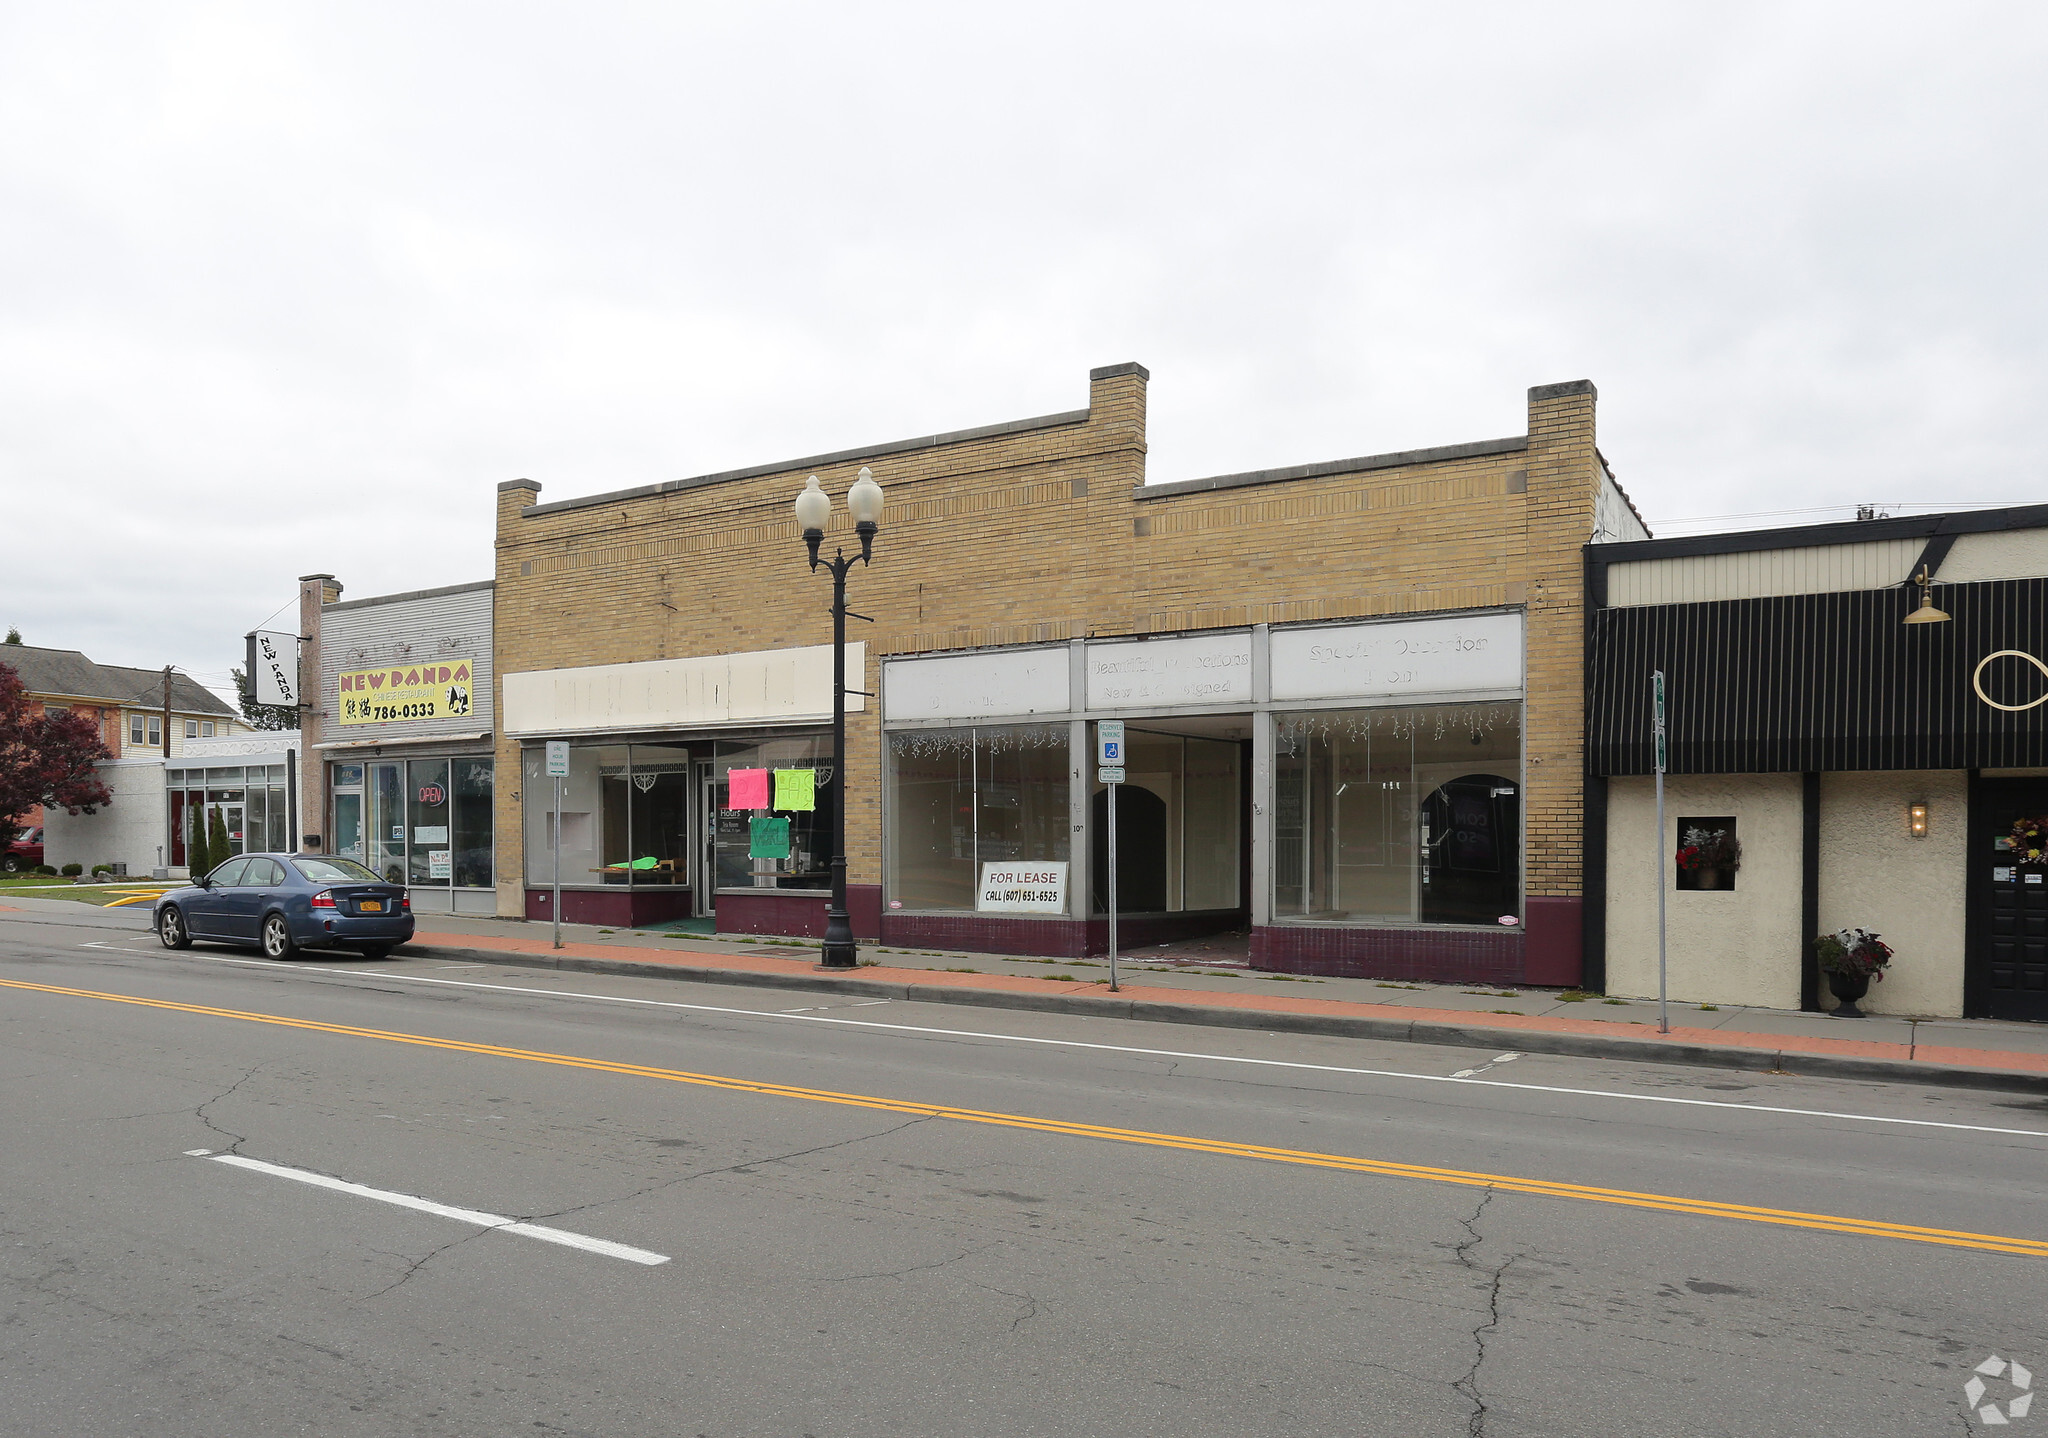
xmin=1903 ymin=566 xmax=1950 ymax=625
xmin=1908 ymin=801 xmax=1929 ymax=838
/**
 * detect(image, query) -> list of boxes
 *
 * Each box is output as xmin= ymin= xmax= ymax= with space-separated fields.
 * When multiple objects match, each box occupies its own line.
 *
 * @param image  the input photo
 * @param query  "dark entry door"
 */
xmin=1092 ymin=786 xmax=1168 ymax=914
xmin=1968 ymin=777 xmax=2048 ymax=1021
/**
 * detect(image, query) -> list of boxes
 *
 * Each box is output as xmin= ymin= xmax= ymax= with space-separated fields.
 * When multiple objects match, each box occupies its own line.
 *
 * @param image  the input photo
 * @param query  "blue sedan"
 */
xmin=155 ymin=853 xmax=416 ymax=960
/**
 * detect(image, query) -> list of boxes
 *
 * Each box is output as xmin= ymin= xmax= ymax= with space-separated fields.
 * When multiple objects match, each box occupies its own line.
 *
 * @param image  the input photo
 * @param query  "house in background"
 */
xmin=0 ymin=642 xmax=272 ymax=876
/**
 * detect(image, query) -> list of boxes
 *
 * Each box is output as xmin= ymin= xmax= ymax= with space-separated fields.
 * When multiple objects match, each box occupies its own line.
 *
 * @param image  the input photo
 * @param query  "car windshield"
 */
xmin=293 ymin=857 xmax=384 ymax=884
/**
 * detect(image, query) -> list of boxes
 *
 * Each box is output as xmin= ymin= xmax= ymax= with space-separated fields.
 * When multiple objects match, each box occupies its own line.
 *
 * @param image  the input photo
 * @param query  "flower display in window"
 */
xmin=1675 ymin=825 xmax=1741 ymax=872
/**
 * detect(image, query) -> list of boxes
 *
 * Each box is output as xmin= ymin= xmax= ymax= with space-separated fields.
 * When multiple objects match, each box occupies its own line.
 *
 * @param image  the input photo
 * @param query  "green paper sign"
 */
xmin=749 ymin=814 xmax=791 ymax=860
xmin=773 ymin=768 xmax=816 ymax=812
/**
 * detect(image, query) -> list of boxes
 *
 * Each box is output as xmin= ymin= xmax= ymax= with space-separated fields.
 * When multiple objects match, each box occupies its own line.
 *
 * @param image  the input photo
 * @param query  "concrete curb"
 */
xmin=404 ymin=942 xmax=2048 ymax=1097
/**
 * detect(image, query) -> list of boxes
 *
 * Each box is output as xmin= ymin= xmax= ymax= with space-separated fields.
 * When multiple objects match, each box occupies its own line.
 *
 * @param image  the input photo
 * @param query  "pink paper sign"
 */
xmin=726 ymin=767 xmax=769 ymax=809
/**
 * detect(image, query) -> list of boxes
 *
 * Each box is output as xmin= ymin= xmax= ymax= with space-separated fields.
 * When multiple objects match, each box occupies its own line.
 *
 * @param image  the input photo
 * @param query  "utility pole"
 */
xmin=161 ymin=667 xmax=173 ymax=758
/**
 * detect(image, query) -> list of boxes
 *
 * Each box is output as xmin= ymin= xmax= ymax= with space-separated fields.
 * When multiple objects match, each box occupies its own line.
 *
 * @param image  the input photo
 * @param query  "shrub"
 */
xmin=91 ymin=864 xmax=112 ymax=876
xmin=34 ymin=864 xmax=56 ymax=876
xmin=60 ymin=863 xmax=82 ymax=876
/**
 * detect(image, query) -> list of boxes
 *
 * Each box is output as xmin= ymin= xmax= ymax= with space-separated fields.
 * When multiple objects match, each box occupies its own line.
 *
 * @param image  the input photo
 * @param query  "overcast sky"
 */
xmin=4 ymin=2 xmax=2044 ymax=698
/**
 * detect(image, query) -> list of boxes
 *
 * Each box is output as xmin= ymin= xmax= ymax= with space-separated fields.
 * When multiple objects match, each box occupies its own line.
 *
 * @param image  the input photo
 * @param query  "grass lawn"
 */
xmin=0 ymin=881 xmax=176 ymax=908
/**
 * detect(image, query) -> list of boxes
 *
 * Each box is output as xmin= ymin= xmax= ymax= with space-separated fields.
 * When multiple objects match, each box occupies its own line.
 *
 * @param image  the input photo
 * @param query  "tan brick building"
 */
xmin=489 ymin=364 xmax=1643 ymax=984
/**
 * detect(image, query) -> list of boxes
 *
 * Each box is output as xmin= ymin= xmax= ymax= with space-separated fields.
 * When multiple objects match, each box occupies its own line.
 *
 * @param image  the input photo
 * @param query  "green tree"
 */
xmin=230 ymin=664 xmax=298 ymax=731
xmin=206 ymin=806 xmax=231 ymax=875
xmin=4 ymin=628 xmax=20 ymax=645
xmin=186 ymin=807 xmax=211 ymax=877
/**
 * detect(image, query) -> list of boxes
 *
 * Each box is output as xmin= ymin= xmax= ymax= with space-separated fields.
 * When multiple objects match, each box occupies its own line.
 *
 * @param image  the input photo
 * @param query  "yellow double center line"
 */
xmin=10 ymin=974 xmax=2046 ymax=1259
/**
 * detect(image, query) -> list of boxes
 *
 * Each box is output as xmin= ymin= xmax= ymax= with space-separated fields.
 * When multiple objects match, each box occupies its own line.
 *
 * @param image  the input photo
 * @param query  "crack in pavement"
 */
xmin=1450 ymin=1188 xmax=1515 ymax=1438
xmin=361 ymin=1227 xmax=494 ymax=1302
xmin=194 ymin=1064 xmax=262 ymax=1155
xmin=817 ymin=1246 xmax=982 ymax=1283
xmin=972 ymin=1280 xmax=1042 ymax=1332
xmin=522 ymin=1115 xmax=938 ymax=1226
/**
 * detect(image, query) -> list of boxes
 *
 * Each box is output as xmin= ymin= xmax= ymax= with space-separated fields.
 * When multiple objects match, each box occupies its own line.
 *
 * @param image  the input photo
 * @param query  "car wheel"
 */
xmin=261 ymin=913 xmax=298 ymax=961
xmin=157 ymin=906 xmax=191 ymax=950
xmin=2 ymin=855 xmax=19 ymax=873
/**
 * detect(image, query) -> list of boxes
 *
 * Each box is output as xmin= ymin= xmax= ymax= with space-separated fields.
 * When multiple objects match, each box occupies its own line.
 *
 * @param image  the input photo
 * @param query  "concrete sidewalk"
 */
xmin=388 ymin=912 xmax=2048 ymax=1094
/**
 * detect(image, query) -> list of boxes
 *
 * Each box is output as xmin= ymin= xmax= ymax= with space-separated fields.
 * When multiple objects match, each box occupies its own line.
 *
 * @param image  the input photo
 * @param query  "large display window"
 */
xmin=888 ymin=724 xmax=1069 ymax=912
xmin=1273 ymin=702 xmax=1521 ymax=926
xmin=352 ymin=757 xmax=494 ymax=888
xmin=710 ymin=735 xmax=836 ymax=891
xmin=519 ymin=735 xmax=836 ymax=892
xmin=169 ymin=764 xmax=291 ymax=866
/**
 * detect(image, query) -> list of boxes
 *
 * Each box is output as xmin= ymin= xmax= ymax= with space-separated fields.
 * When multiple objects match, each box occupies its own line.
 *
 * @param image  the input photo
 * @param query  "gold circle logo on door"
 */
xmin=1972 ymin=650 xmax=2048 ymax=712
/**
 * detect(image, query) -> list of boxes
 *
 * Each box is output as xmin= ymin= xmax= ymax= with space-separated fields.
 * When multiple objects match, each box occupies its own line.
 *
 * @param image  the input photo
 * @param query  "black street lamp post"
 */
xmin=794 ymin=467 xmax=884 ymax=970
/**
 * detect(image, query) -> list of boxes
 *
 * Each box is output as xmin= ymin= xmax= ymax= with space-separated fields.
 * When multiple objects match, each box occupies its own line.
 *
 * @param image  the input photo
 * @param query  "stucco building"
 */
xmin=1586 ymin=504 xmax=2048 ymax=1018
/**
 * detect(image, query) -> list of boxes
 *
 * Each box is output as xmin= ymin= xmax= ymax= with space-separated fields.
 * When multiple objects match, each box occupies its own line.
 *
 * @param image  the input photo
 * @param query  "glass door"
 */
xmin=696 ymin=762 xmax=721 ymax=917
xmin=332 ymin=790 xmax=364 ymax=862
xmin=221 ymin=803 xmax=246 ymax=856
xmin=367 ymin=762 xmax=405 ymax=882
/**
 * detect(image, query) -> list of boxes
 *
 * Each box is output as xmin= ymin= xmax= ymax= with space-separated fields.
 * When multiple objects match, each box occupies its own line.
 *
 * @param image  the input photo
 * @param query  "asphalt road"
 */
xmin=3 ymin=906 xmax=2045 ymax=1437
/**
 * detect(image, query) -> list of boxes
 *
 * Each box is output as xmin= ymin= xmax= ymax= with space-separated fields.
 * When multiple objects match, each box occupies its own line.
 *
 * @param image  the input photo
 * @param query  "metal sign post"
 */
xmin=546 ymin=741 xmax=570 ymax=950
xmin=1653 ymin=671 xmax=1669 ymax=1035
xmin=1098 ymin=721 xmax=1126 ymax=992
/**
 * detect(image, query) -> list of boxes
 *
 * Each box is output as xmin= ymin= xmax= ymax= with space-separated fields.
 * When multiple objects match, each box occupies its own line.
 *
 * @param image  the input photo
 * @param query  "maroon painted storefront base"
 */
xmin=1250 ymin=899 xmax=1585 ymax=987
xmin=1521 ymin=897 xmax=1584 ymax=987
xmin=714 ymin=886 xmax=882 ymax=941
xmin=525 ymin=887 xmax=695 ymax=926
xmin=1253 ymin=925 xmax=1523 ymax=985
xmin=880 ymin=910 xmax=1248 ymax=959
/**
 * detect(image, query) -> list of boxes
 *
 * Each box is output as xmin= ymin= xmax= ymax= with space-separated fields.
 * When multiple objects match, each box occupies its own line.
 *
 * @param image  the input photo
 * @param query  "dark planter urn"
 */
xmin=1826 ymin=969 xmax=1871 ymax=1018
xmin=1693 ymin=866 xmax=1725 ymax=890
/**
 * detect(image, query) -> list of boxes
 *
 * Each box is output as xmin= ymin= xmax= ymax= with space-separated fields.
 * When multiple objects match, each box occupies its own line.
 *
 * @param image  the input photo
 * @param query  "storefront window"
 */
xmin=368 ymin=762 xmax=405 ymax=882
xmin=408 ymin=758 xmax=452 ymax=885
xmin=624 ymin=743 xmax=691 ymax=885
xmin=452 ymin=758 xmax=495 ymax=887
xmin=713 ymin=735 xmax=836 ymax=891
xmin=888 ymin=724 xmax=1069 ymax=912
xmin=1089 ymin=728 xmax=1242 ymax=915
xmin=520 ymin=738 xmax=828 ymax=893
xmin=1274 ymin=702 xmax=1521 ymax=926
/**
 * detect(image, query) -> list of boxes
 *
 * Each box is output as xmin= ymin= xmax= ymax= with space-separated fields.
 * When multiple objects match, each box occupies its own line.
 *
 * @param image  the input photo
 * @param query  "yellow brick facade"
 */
xmin=490 ymin=365 xmax=1612 ymax=973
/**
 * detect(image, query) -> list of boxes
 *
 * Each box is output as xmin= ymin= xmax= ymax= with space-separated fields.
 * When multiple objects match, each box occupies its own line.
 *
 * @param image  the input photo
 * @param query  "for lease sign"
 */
xmin=339 ymin=662 xmax=474 ymax=725
xmin=977 ymin=861 xmax=1068 ymax=914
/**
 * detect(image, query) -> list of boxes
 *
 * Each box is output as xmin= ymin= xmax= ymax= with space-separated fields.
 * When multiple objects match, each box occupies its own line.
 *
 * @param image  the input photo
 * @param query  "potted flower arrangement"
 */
xmin=1814 ymin=927 xmax=1893 ymax=1018
xmin=1675 ymin=825 xmax=1742 ymax=890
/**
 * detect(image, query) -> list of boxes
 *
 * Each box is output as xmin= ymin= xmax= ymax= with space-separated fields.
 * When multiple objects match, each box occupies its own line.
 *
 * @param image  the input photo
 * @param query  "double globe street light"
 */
xmin=793 ymin=466 xmax=884 ymax=969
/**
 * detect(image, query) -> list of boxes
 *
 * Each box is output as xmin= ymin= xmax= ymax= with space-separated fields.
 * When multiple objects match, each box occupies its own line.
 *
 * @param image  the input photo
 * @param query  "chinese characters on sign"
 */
xmin=338 ymin=663 xmax=473 ymax=725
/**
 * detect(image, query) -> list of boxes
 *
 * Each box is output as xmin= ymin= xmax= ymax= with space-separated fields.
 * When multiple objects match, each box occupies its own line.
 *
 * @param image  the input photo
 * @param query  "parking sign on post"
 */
xmin=546 ymin=742 xmax=569 ymax=948
xmin=1097 ymin=722 xmax=1125 ymax=992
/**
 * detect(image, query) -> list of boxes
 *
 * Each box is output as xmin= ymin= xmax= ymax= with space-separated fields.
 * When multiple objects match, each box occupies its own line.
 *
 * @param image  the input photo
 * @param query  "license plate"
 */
xmin=359 ymin=900 xmax=384 ymax=912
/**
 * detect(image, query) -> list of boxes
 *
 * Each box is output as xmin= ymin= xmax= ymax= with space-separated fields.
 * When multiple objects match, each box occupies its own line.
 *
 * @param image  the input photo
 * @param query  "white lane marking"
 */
xmin=79 ymin=940 xmax=159 ymax=951
xmin=170 ymin=953 xmax=2048 ymax=1140
xmin=1451 ymin=1052 xmax=1523 ymax=1080
xmin=201 ymin=1153 xmax=669 ymax=1265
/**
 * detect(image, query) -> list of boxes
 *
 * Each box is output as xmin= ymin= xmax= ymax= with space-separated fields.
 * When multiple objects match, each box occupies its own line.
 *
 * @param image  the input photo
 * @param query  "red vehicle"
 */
xmin=3 ymin=826 xmax=44 ymax=873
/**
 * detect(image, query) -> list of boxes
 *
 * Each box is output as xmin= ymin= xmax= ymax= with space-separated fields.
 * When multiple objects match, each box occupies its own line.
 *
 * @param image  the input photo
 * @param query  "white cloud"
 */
xmin=2 ymin=1 xmax=2044 ymax=675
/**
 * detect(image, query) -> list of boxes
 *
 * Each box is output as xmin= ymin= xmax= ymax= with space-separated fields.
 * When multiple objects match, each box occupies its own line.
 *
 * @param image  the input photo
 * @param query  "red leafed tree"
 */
xmin=0 ymin=662 xmax=113 ymax=847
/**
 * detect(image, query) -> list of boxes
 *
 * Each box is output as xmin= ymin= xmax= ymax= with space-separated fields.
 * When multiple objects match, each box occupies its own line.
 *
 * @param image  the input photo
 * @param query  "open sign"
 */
xmin=417 ymin=784 xmax=446 ymax=806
